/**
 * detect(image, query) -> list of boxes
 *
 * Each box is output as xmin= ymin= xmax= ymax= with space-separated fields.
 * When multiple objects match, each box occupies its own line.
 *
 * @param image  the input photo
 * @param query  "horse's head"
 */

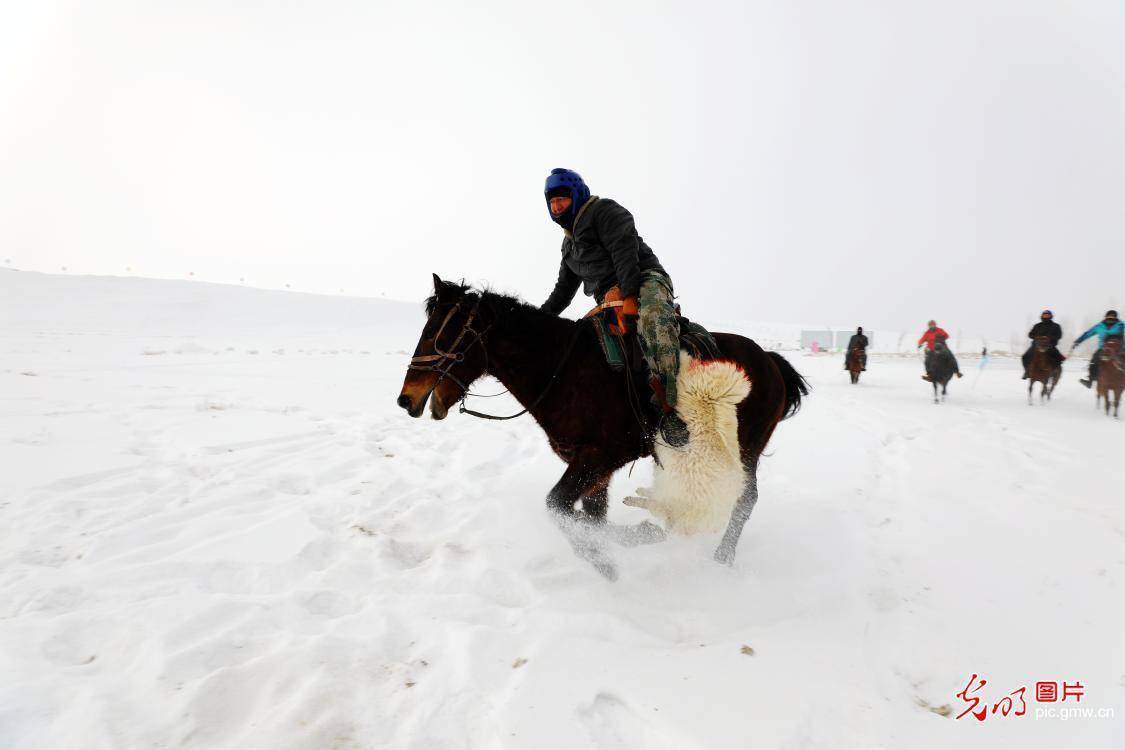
xmin=933 ymin=339 xmax=948 ymax=354
xmin=1033 ymin=335 xmax=1052 ymax=352
xmin=397 ymin=274 xmax=492 ymax=420
xmin=1105 ymin=335 xmax=1123 ymax=358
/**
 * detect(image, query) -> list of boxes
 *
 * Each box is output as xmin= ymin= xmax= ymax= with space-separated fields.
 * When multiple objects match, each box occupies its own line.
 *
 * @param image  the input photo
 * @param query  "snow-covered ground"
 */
xmin=1 ymin=270 xmax=1122 ymax=749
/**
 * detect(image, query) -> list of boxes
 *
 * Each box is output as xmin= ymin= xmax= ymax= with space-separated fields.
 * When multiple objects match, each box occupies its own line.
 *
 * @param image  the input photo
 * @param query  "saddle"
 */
xmin=586 ymin=301 xmax=721 ymax=373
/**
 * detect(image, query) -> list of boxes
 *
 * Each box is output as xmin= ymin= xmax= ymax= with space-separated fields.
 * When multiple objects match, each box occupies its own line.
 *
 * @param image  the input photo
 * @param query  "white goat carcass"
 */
xmin=625 ymin=353 xmax=750 ymax=535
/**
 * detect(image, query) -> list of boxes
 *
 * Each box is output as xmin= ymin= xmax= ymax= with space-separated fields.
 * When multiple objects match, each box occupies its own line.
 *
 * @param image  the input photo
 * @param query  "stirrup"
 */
xmin=658 ymin=412 xmax=689 ymax=447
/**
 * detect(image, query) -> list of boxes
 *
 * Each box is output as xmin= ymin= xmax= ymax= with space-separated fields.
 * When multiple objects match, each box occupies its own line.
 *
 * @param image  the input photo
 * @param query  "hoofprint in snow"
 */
xmin=0 ymin=270 xmax=1122 ymax=749
xmin=625 ymin=353 xmax=751 ymax=536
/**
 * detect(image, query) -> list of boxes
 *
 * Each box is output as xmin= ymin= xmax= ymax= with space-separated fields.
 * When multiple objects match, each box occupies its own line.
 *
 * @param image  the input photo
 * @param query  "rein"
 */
xmin=459 ymin=323 xmax=584 ymax=420
xmin=409 ymin=297 xmax=585 ymax=421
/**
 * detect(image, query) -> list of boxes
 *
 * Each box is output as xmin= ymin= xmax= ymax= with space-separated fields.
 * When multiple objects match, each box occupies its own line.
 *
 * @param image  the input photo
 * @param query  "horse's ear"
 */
xmin=432 ymin=273 xmax=445 ymax=293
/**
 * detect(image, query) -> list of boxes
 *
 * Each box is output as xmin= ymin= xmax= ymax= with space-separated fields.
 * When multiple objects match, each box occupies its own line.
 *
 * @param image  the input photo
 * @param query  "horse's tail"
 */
xmin=768 ymin=351 xmax=809 ymax=419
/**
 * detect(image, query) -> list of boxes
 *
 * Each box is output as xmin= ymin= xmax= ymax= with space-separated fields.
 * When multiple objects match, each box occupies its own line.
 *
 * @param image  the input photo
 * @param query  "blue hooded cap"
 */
xmin=544 ymin=168 xmax=590 ymax=230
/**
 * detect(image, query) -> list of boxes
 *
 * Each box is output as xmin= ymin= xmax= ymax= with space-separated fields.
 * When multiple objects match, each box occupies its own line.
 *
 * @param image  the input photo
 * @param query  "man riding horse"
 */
xmin=1021 ymin=309 xmax=1065 ymax=380
xmin=918 ymin=320 xmax=962 ymax=381
xmin=539 ymin=168 xmax=689 ymax=446
xmin=843 ymin=326 xmax=868 ymax=371
xmin=1072 ymin=310 xmax=1124 ymax=388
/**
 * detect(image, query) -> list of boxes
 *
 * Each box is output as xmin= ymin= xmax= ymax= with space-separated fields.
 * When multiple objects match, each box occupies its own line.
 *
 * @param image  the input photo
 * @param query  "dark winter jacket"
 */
xmin=541 ymin=196 xmax=668 ymax=315
xmin=1027 ymin=320 xmax=1062 ymax=347
xmin=847 ymin=334 xmax=869 ymax=350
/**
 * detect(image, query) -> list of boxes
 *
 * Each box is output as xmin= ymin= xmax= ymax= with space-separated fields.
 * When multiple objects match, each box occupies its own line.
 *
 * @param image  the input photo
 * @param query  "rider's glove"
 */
xmin=611 ymin=296 xmax=639 ymax=336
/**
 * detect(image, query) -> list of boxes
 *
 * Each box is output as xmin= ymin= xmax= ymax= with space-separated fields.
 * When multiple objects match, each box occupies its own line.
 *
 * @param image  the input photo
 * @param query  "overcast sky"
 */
xmin=2 ymin=0 xmax=1122 ymax=338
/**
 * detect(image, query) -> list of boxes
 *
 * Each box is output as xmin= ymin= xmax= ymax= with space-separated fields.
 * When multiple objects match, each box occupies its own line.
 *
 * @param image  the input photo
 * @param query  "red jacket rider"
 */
xmin=917 ymin=321 xmax=950 ymax=351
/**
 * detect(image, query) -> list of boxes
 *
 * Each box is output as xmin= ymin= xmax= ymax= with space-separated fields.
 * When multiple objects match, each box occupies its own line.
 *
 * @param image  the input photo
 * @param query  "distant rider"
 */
xmin=538 ymin=168 xmax=689 ymax=446
xmin=1071 ymin=310 xmax=1124 ymax=388
xmin=843 ymin=326 xmax=868 ymax=371
xmin=917 ymin=320 xmax=962 ymax=381
xmin=1021 ymin=309 xmax=1065 ymax=380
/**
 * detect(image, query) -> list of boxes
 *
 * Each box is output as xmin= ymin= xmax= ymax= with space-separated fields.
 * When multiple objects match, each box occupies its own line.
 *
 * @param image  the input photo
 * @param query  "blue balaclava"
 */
xmin=544 ymin=168 xmax=591 ymax=231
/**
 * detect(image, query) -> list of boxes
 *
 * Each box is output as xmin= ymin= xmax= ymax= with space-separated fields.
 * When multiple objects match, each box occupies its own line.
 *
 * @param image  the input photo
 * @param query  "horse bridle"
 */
xmin=407 ymin=298 xmax=490 ymax=395
xmin=407 ymin=296 xmax=584 ymax=421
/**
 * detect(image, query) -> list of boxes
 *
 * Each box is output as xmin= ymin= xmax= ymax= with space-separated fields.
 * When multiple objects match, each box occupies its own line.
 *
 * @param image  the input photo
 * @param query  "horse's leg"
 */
xmin=1028 ymin=379 xmax=1033 ymax=405
xmin=933 ymin=381 xmax=938 ymax=403
xmin=715 ymin=459 xmax=759 ymax=566
xmin=577 ymin=473 xmax=667 ymax=546
xmin=546 ymin=464 xmax=618 ymax=580
xmin=580 ymin=475 xmax=610 ymax=522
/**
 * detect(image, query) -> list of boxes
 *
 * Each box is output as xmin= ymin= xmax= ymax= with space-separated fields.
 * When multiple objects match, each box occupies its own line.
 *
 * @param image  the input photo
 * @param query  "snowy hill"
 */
xmin=0 ymin=271 xmax=1121 ymax=749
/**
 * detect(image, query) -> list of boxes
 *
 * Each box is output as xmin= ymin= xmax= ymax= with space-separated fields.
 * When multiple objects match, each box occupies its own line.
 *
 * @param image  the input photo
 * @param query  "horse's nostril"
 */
xmin=397 ymin=394 xmax=412 ymax=410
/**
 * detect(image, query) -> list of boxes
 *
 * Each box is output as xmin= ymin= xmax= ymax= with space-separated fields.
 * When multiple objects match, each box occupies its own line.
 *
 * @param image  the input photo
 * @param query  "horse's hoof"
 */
xmin=593 ymin=559 xmax=619 ymax=581
xmin=607 ymin=520 xmax=667 ymax=547
xmin=714 ymin=549 xmax=735 ymax=567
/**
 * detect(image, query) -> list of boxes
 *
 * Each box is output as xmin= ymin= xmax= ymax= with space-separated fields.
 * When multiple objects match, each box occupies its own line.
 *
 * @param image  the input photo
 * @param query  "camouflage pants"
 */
xmin=637 ymin=270 xmax=681 ymax=407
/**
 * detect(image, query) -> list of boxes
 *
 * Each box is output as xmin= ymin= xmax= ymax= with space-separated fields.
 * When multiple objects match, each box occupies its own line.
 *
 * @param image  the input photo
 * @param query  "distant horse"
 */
xmin=1026 ymin=335 xmax=1061 ymax=405
xmin=928 ymin=341 xmax=957 ymax=403
xmin=397 ymin=276 xmax=808 ymax=579
xmin=846 ymin=347 xmax=866 ymax=384
xmin=1096 ymin=337 xmax=1125 ymax=418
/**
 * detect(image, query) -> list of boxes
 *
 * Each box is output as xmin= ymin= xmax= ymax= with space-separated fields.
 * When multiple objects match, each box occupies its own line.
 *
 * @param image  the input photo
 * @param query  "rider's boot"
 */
xmin=1081 ymin=360 xmax=1097 ymax=388
xmin=650 ymin=377 xmax=689 ymax=448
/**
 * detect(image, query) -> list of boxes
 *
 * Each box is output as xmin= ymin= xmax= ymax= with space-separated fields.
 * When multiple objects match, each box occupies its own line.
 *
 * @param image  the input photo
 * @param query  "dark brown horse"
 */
xmin=1096 ymin=337 xmax=1125 ymax=418
xmin=846 ymin=347 xmax=865 ymax=384
xmin=1026 ymin=335 xmax=1061 ymax=405
xmin=397 ymin=276 xmax=807 ymax=579
xmin=927 ymin=340 xmax=956 ymax=403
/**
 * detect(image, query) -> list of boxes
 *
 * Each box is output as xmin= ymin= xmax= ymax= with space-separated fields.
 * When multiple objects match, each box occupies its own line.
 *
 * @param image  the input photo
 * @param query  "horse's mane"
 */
xmin=425 ymin=281 xmax=575 ymax=328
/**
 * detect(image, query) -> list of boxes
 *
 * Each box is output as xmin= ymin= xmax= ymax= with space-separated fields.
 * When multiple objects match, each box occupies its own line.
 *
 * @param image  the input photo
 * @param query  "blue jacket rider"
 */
xmin=1072 ymin=310 xmax=1124 ymax=387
